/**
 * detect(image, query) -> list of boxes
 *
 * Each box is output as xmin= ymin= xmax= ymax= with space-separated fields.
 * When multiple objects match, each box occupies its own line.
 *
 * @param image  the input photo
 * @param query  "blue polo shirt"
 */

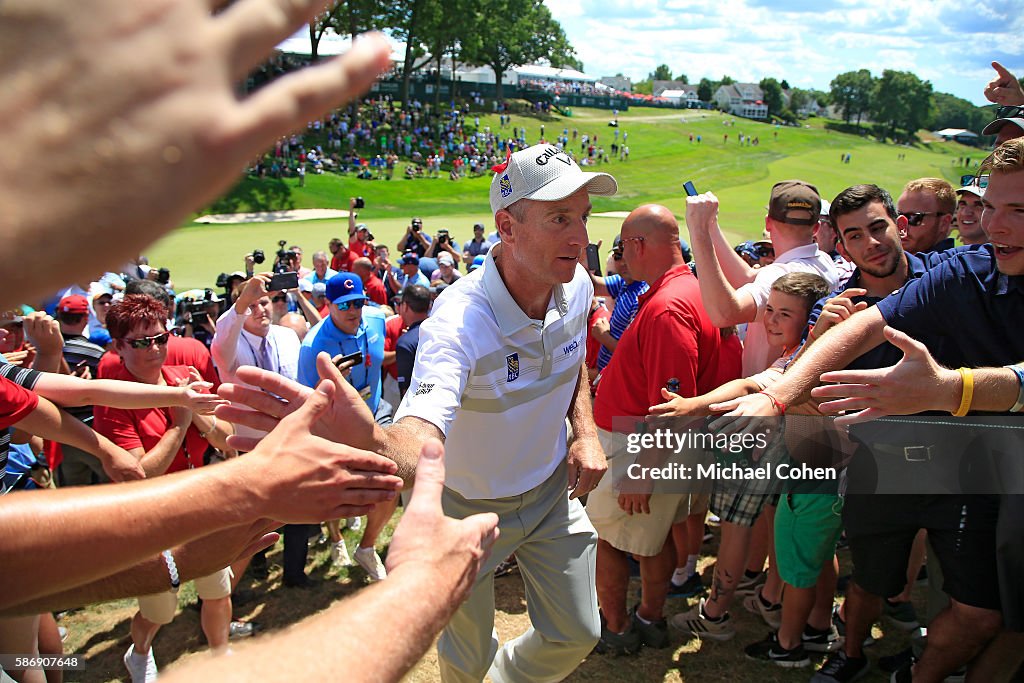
xmin=876 ymin=245 xmax=1024 ymax=371
xmin=597 ymin=274 xmax=649 ymax=371
xmin=298 ymin=307 xmax=387 ymax=413
xmin=803 ymin=248 xmax=968 ymax=370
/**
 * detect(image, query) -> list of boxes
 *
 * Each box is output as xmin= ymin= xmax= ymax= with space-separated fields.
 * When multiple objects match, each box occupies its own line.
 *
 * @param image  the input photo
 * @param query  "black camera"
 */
xmin=437 ymin=230 xmax=449 ymax=245
xmin=157 ymin=267 xmax=171 ymax=285
xmin=253 ymin=249 xmax=265 ymax=265
xmin=354 ymin=197 xmax=365 ymax=209
xmin=275 ymin=240 xmax=297 ymax=274
xmin=215 ymin=272 xmax=229 ymax=289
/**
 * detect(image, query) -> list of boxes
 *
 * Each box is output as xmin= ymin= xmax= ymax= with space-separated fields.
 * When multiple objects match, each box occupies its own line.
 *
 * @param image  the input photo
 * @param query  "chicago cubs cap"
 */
xmin=325 ymin=272 xmax=366 ymax=305
xmin=489 ymin=144 xmax=617 ymax=214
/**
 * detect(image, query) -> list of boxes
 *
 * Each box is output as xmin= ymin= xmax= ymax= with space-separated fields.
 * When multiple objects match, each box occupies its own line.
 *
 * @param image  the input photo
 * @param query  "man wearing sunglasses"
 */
xmin=896 ymin=178 xmax=956 ymax=254
xmin=298 ymin=272 xmax=394 ymax=583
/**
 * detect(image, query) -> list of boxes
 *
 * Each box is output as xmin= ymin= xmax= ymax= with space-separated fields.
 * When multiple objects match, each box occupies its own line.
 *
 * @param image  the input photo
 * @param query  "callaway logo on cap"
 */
xmin=489 ymin=144 xmax=617 ymax=214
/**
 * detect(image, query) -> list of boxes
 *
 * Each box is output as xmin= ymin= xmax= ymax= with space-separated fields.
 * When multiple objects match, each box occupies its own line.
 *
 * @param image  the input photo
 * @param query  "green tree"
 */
xmin=789 ymin=88 xmax=809 ymax=114
xmin=759 ymin=77 xmax=784 ymax=118
xmin=633 ymin=80 xmax=653 ymax=95
xmin=696 ymin=78 xmax=712 ymax=102
xmin=830 ymin=69 xmax=874 ymax=126
xmin=719 ymin=75 xmax=735 ymax=86
xmin=929 ymin=92 xmax=992 ymax=134
xmin=675 ymin=72 xmax=689 ymax=84
xmin=651 ymin=64 xmax=673 ymax=81
xmin=697 ymin=77 xmax=714 ymax=102
xmin=417 ymin=0 xmax=471 ymax=108
xmin=459 ymin=0 xmax=576 ymax=100
xmin=780 ymin=79 xmax=790 ymax=90
xmin=870 ymin=69 xmax=933 ymax=141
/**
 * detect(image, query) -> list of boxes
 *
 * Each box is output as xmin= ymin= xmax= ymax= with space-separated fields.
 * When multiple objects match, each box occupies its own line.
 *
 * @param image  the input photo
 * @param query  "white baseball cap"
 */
xmin=489 ymin=144 xmax=617 ymax=214
xmin=956 ymin=184 xmax=985 ymax=199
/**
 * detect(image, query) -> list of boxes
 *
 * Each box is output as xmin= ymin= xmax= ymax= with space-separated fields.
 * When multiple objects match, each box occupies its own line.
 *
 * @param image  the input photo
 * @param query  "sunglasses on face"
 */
xmin=996 ymin=105 xmax=1024 ymax=120
xmin=960 ymin=174 xmax=989 ymax=189
xmin=612 ymin=251 xmax=623 ymax=261
xmin=898 ymin=211 xmax=948 ymax=227
xmin=126 ymin=332 xmax=170 ymax=349
xmin=335 ymin=299 xmax=366 ymax=311
xmin=756 ymin=246 xmax=775 ymax=258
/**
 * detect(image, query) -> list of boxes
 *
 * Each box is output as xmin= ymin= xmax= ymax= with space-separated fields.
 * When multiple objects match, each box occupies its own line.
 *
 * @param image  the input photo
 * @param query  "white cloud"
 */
xmin=544 ymin=0 xmax=1020 ymax=104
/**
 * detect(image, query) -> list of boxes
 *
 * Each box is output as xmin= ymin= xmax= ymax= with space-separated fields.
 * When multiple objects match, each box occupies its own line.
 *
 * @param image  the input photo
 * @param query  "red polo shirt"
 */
xmin=365 ymin=273 xmax=388 ymax=306
xmin=0 ymin=376 xmax=38 ymax=428
xmin=594 ymin=264 xmax=722 ymax=431
xmin=93 ymin=364 xmax=208 ymax=474
xmin=384 ymin=315 xmax=405 ymax=380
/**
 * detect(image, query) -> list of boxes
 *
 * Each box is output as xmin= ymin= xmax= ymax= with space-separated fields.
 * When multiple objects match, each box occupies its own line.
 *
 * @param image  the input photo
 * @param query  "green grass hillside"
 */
xmin=151 ymin=108 xmax=981 ymax=290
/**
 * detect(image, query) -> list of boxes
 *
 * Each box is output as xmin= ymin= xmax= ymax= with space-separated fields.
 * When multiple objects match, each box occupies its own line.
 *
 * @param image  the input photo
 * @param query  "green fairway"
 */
xmin=152 ymin=108 xmax=979 ymax=290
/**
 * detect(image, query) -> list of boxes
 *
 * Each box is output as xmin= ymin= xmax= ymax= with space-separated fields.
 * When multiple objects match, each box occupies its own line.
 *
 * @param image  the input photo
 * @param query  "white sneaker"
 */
xmin=123 ymin=644 xmax=158 ymax=683
xmin=346 ymin=516 xmax=363 ymax=532
xmin=354 ymin=547 xmax=387 ymax=581
xmin=331 ymin=540 xmax=352 ymax=566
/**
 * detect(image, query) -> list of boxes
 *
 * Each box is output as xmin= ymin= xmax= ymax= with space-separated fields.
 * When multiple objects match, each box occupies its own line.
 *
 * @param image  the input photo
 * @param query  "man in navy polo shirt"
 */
xmin=715 ymin=140 xmax=1024 ymax=682
xmin=299 ymin=272 xmax=394 ymax=582
xmin=896 ymin=178 xmax=957 ymax=254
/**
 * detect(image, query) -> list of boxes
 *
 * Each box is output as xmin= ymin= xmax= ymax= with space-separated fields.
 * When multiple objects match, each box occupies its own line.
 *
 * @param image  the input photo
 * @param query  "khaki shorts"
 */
xmin=587 ymin=428 xmax=708 ymax=557
xmin=137 ymin=567 xmax=232 ymax=625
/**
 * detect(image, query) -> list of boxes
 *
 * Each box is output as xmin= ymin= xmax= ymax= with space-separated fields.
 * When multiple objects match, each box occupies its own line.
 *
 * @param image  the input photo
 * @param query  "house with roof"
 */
xmin=714 ymin=83 xmax=768 ymax=119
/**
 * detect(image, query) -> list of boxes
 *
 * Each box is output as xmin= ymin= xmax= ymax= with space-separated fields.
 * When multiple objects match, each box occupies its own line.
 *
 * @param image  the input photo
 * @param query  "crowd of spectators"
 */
xmin=2 ymin=5 xmax=1023 ymax=681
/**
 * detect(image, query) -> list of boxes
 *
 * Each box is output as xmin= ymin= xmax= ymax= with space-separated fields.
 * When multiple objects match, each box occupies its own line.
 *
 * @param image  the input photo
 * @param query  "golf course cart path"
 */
xmin=195 ymin=208 xmax=351 ymax=224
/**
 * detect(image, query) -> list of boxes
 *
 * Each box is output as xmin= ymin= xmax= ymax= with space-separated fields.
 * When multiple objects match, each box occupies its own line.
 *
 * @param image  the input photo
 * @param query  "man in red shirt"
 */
xmin=352 ymin=257 xmax=389 ymax=307
xmin=93 ymin=295 xmax=235 ymax=681
xmin=585 ymin=297 xmax=611 ymax=391
xmin=588 ymin=204 xmax=722 ymax=654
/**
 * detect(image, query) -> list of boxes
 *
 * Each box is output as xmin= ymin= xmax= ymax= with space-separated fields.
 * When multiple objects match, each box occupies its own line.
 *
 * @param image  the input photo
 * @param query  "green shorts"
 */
xmin=775 ymin=492 xmax=843 ymax=589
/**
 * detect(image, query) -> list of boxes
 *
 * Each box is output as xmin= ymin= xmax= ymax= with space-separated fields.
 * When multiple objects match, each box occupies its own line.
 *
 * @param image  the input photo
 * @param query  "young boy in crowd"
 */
xmin=651 ymin=272 xmax=832 ymax=646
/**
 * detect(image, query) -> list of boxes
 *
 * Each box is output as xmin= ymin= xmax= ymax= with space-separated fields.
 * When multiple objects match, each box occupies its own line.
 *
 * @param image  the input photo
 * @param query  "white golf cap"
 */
xmin=956 ymin=184 xmax=985 ymax=198
xmin=489 ymin=144 xmax=617 ymax=214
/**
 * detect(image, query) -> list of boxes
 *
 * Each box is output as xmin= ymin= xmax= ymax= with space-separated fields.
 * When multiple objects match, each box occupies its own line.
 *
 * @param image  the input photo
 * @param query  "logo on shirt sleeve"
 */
xmin=506 ymin=353 xmax=520 ymax=382
xmin=414 ymin=382 xmax=434 ymax=396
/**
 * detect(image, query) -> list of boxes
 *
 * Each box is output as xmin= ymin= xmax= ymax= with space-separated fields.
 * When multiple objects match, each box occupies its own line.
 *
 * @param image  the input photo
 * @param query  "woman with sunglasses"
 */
xmin=93 ymin=294 xmax=235 ymax=681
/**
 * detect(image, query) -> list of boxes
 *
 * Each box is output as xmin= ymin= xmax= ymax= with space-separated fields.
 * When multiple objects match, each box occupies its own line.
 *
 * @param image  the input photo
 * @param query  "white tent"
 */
xmin=276 ymin=26 xmax=405 ymax=62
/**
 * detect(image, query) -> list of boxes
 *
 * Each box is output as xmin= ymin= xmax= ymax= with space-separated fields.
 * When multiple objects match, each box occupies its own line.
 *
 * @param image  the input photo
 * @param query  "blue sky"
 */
xmin=544 ymin=0 xmax=1020 ymax=105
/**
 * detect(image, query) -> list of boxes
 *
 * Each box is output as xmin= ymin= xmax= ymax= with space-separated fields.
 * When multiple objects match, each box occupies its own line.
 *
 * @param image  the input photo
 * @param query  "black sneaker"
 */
xmin=811 ymin=651 xmax=870 ymax=682
xmin=493 ymin=555 xmax=518 ymax=578
xmin=832 ymin=604 xmax=875 ymax=647
xmin=630 ymin=605 xmax=670 ymax=649
xmin=594 ymin=615 xmax=641 ymax=656
xmin=744 ymin=632 xmax=810 ymax=668
xmin=667 ymin=573 xmax=706 ymax=598
xmin=889 ymin=658 xmax=913 ymax=683
xmin=878 ymin=647 xmax=913 ymax=674
xmin=802 ymin=623 xmax=841 ymax=653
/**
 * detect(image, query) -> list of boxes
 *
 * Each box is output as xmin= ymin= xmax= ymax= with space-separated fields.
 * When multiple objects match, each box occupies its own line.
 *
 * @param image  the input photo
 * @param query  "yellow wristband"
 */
xmin=953 ymin=367 xmax=974 ymax=417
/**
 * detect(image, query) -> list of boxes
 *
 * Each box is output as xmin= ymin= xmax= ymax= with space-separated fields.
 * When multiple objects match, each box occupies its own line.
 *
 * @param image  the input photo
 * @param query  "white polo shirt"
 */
xmin=737 ymin=243 xmax=839 ymax=375
xmin=394 ymin=246 xmax=592 ymax=500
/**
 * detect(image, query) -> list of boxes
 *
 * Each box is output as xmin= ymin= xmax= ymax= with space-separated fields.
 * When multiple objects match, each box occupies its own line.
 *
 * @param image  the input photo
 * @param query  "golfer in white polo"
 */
xmin=367 ymin=144 xmax=617 ymax=681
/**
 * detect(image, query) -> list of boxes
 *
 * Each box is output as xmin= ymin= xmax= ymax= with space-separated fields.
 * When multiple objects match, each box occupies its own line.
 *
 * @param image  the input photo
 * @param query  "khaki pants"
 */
xmin=438 ymin=459 xmax=600 ymax=683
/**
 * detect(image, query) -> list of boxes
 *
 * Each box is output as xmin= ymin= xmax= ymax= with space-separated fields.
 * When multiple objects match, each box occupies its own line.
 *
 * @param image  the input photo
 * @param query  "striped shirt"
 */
xmin=395 ymin=246 xmax=591 ymax=499
xmin=62 ymin=334 xmax=106 ymax=425
xmin=596 ymin=274 xmax=649 ymax=371
xmin=0 ymin=361 xmax=41 ymax=494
